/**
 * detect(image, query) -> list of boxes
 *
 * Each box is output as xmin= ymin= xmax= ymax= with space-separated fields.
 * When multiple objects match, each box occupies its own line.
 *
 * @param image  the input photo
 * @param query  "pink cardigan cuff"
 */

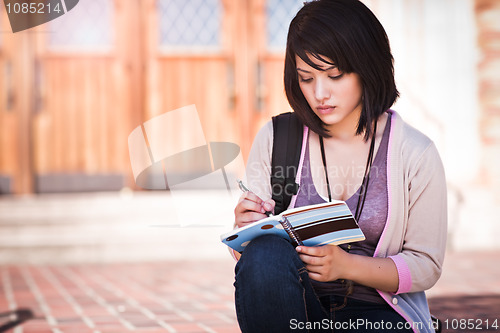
xmin=389 ymin=255 xmax=412 ymax=294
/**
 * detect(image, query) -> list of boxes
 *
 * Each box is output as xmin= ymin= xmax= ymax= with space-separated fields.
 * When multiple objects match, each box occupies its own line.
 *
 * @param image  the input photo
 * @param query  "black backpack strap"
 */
xmin=271 ymin=112 xmax=304 ymax=214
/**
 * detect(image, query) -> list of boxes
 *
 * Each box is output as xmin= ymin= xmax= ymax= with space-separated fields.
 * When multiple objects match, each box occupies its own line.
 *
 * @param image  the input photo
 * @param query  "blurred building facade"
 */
xmin=476 ymin=0 xmax=500 ymax=191
xmin=0 ymin=0 xmax=499 ymax=253
xmin=0 ymin=0 xmax=301 ymax=195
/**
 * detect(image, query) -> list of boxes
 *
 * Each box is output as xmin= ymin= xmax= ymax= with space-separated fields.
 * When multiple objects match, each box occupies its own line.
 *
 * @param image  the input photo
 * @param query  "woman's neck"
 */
xmin=323 ymin=111 xmax=387 ymax=145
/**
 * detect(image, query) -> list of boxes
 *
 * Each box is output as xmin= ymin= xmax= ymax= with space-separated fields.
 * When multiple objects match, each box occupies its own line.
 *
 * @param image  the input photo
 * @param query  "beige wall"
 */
xmin=476 ymin=0 xmax=500 ymax=189
xmin=364 ymin=0 xmax=499 ymax=251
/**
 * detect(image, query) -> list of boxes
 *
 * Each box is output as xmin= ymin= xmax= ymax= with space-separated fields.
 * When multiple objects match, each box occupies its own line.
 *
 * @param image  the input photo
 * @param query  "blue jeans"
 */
xmin=234 ymin=235 xmax=412 ymax=332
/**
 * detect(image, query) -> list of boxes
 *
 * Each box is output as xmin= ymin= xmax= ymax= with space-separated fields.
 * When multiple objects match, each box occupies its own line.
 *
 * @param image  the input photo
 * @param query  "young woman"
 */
xmin=233 ymin=0 xmax=447 ymax=332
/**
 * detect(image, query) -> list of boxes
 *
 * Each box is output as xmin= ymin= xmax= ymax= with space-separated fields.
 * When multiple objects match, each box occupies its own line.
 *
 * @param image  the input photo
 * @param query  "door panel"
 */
xmin=34 ymin=58 xmax=127 ymax=173
xmin=145 ymin=0 xmax=238 ymax=158
xmin=252 ymin=0 xmax=303 ymax=135
xmin=0 ymin=6 xmax=32 ymax=194
xmin=0 ymin=8 xmax=13 ymax=193
xmin=32 ymin=0 xmax=133 ymax=192
xmin=153 ymin=57 xmax=235 ymax=144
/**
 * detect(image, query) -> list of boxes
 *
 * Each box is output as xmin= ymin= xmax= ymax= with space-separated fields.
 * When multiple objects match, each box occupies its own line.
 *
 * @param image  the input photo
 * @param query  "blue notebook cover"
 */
xmin=221 ymin=201 xmax=365 ymax=253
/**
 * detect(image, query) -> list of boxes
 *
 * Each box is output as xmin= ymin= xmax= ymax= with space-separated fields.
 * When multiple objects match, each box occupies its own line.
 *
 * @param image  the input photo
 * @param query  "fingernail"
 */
xmin=264 ymin=203 xmax=272 ymax=211
xmin=296 ymin=246 xmax=302 ymax=252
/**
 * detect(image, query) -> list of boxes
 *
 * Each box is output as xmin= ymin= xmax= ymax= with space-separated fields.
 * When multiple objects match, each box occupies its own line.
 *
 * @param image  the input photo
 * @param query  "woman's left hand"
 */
xmin=296 ymin=245 xmax=350 ymax=282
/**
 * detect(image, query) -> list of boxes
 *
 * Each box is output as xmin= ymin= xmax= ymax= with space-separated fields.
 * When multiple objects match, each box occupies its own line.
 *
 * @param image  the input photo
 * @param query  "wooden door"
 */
xmin=31 ymin=0 xmax=140 ymax=193
xmin=142 ymin=0 xmax=302 ymax=160
xmin=250 ymin=0 xmax=303 ymax=137
xmin=1 ymin=0 xmax=302 ymax=194
xmin=143 ymin=0 xmax=243 ymax=159
xmin=0 ymin=6 xmax=34 ymax=194
xmin=0 ymin=6 xmax=13 ymax=193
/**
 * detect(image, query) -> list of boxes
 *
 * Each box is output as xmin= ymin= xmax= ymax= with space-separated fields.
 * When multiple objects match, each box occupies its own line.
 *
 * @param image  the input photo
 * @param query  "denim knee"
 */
xmin=235 ymin=235 xmax=302 ymax=286
xmin=234 ymin=235 xmax=325 ymax=332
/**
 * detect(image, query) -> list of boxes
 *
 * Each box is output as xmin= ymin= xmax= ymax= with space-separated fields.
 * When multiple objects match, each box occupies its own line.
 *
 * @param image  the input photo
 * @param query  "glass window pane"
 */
xmin=158 ymin=0 xmax=222 ymax=51
xmin=48 ymin=0 xmax=113 ymax=51
xmin=267 ymin=0 xmax=304 ymax=52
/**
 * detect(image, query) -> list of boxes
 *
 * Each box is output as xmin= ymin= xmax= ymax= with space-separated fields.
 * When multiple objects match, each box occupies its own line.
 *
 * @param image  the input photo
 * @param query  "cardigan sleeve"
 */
xmin=245 ymin=121 xmax=274 ymax=201
xmin=230 ymin=122 xmax=273 ymax=262
xmin=391 ymin=142 xmax=448 ymax=294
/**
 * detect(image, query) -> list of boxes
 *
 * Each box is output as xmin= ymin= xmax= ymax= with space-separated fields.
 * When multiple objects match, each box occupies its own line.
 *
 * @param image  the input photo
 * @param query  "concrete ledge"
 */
xmin=0 ymin=175 xmax=11 ymax=194
xmin=35 ymin=173 xmax=124 ymax=193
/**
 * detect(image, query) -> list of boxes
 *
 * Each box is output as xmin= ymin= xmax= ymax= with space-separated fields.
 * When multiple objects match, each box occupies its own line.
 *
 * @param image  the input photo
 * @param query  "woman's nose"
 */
xmin=314 ymin=79 xmax=330 ymax=102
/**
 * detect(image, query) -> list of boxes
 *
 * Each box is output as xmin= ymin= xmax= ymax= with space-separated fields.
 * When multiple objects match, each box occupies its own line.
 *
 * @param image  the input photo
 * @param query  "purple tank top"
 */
xmin=294 ymin=113 xmax=392 ymax=303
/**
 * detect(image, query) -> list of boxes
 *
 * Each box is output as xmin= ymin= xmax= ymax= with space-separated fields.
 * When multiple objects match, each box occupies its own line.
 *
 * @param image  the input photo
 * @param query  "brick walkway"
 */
xmin=1 ymin=260 xmax=238 ymax=333
xmin=2 ymin=251 xmax=500 ymax=333
xmin=427 ymin=251 xmax=500 ymax=333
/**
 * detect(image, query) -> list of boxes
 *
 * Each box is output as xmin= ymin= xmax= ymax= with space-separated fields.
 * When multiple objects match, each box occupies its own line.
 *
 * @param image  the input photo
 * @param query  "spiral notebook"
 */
xmin=220 ymin=201 xmax=365 ymax=253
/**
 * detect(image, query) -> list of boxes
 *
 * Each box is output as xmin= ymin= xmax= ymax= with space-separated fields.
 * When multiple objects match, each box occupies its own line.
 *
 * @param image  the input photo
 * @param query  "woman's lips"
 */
xmin=316 ymin=106 xmax=336 ymax=114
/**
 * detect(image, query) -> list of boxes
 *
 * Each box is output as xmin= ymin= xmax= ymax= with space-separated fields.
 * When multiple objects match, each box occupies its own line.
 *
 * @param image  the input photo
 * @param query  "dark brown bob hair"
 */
xmin=284 ymin=0 xmax=399 ymax=140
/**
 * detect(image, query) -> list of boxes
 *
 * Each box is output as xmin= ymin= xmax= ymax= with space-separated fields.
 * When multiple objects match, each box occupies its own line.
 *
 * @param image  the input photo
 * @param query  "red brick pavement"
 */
xmin=1 ymin=251 xmax=500 ymax=333
xmin=1 ymin=260 xmax=238 ymax=333
xmin=427 ymin=251 xmax=500 ymax=333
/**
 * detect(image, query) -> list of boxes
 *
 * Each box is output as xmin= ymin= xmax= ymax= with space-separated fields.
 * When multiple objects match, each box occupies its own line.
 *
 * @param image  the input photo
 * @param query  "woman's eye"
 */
xmin=299 ymin=77 xmax=313 ymax=83
xmin=329 ymin=73 xmax=344 ymax=80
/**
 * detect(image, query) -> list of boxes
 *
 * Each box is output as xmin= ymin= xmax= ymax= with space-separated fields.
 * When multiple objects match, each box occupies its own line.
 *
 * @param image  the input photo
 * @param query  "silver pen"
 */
xmin=237 ymin=179 xmax=273 ymax=217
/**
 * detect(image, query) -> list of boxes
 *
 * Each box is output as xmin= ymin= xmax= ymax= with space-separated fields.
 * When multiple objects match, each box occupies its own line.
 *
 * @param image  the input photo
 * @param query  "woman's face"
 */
xmin=296 ymin=53 xmax=363 ymax=133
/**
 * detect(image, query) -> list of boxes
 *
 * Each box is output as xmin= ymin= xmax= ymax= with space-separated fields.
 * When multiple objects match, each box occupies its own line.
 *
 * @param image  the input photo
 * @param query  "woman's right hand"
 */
xmin=234 ymin=192 xmax=275 ymax=229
